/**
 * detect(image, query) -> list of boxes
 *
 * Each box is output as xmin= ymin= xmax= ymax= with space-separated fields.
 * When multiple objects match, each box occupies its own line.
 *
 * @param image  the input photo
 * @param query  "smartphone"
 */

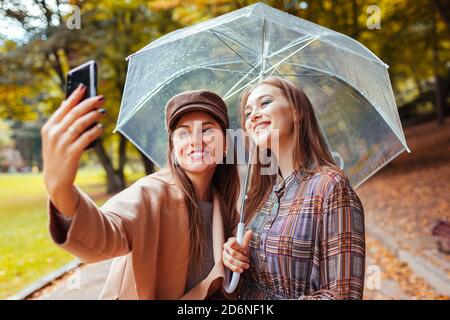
xmin=66 ymin=60 xmax=98 ymax=150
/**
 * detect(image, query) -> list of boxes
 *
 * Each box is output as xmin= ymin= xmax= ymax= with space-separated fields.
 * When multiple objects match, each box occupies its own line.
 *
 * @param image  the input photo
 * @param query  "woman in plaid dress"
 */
xmin=222 ymin=76 xmax=365 ymax=300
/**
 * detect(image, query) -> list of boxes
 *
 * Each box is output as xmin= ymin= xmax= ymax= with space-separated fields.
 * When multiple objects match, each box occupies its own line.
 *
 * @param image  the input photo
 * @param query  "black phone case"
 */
xmin=66 ymin=60 xmax=98 ymax=150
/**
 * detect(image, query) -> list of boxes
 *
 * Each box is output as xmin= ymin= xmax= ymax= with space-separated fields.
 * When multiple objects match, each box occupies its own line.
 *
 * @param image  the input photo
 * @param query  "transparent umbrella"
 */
xmin=113 ymin=2 xmax=410 ymax=293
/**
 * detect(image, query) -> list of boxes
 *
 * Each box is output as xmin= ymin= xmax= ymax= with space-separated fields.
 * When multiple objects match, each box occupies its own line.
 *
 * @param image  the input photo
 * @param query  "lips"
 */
xmin=189 ymin=149 xmax=203 ymax=161
xmin=188 ymin=149 xmax=211 ymax=161
xmin=253 ymin=121 xmax=271 ymax=134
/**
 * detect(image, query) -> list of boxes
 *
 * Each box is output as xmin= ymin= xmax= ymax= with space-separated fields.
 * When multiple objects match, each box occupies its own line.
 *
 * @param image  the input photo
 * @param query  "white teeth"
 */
xmin=254 ymin=123 xmax=269 ymax=133
xmin=190 ymin=150 xmax=204 ymax=160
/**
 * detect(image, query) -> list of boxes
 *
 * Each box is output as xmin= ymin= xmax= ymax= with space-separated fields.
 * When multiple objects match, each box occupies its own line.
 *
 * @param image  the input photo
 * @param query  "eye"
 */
xmin=261 ymin=100 xmax=272 ymax=107
xmin=203 ymin=127 xmax=216 ymax=134
xmin=174 ymin=128 xmax=189 ymax=139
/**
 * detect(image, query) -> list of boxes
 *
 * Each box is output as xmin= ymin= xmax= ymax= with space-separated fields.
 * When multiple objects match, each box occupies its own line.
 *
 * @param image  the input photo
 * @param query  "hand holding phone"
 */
xmin=41 ymin=72 xmax=106 ymax=217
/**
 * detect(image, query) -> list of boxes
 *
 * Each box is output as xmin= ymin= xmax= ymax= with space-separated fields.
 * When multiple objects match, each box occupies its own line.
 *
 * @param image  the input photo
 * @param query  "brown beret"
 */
xmin=165 ymin=90 xmax=229 ymax=132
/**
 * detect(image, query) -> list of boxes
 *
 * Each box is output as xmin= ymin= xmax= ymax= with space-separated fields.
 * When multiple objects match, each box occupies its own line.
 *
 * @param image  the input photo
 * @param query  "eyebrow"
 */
xmin=201 ymin=121 xmax=216 ymax=126
xmin=176 ymin=121 xmax=217 ymax=129
xmin=245 ymin=94 xmax=274 ymax=111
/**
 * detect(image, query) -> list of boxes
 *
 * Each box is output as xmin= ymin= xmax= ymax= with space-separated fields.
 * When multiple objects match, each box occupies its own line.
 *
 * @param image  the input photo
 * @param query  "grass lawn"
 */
xmin=0 ymin=167 xmax=143 ymax=299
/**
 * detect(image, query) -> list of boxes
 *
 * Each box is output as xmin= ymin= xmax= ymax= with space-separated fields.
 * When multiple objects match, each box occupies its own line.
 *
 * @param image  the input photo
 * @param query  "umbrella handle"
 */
xmin=223 ymin=222 xmax=245 ymax=294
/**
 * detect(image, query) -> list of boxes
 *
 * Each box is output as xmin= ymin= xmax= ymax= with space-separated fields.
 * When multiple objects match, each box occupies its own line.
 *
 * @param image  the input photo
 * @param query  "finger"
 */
xmin=242 ymin=230 xmax=253 ymax=253
xmin=229 ymin=240 xmax=246 ymax=254
xmin=223 ymin=259 xmax=243 ymax=273
xmin=223 ymin=250 xmax=249 ymax=270
xmin=223 ymin=252 xmax=244 ymax=273
xmin=223 ymin=238 xmax=242 ymax=256
xmin=226 ymin=246 xmax=249 ymax=263
xmin=68 ymin=123 xmax=103 ymax=156
xmin=50 ymin=84 xmax=87 ymax=124
xmin=59 ymin=95 xmax=105 ymax=131
xmin=223 ymin=237 xmax=236 ymax=248
xmin=60 ymin=108 xmax=106 ymax=145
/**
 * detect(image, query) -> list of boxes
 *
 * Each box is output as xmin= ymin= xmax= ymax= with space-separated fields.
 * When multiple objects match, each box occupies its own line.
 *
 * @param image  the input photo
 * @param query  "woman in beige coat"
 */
xmin=41 ymin=85 xmax=240 ymax=299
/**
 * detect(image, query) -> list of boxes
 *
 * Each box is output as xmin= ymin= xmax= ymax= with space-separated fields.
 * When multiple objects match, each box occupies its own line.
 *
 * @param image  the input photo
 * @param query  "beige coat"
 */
xmin=47 ymin=168 xmax=227 ymax=299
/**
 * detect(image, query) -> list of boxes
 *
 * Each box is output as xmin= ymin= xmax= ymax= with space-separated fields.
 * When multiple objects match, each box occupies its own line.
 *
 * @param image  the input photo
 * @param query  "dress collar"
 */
xmin=274 ymin=165 xmax=313 ymax=196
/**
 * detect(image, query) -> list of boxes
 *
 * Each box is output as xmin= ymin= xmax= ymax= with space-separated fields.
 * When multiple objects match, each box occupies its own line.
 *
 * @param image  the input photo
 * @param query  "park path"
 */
xmin=359 ymin=118 xmax=450 ymax=299
xmin=28 ymin=259 xmax=111 ymax=300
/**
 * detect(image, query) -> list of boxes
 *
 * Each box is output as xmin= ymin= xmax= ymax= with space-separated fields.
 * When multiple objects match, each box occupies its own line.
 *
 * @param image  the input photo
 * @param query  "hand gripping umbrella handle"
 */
xmin=224 ymin=222 xmax=245 ymax=294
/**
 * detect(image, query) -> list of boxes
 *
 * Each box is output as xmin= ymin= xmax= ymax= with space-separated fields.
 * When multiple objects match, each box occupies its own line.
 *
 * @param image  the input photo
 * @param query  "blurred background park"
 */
xmin=0 ymin=0 xmax=449 ymax=300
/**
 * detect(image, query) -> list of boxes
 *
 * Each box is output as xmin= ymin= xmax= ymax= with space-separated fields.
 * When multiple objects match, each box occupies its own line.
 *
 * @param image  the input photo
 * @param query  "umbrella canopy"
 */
xmin=114 ymin=1 xmax=410 ymax=189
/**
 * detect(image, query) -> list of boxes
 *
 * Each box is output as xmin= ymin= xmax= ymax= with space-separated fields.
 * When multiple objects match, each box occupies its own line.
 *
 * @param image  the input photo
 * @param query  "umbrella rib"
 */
xmin=267 ymin=35 xmax=318 ymax=60
xmin=223 ymin=74 xmax=262 ymax=101
xmin=221 ymin=36 xmax=320 ymax=100
xmin=209 ymin=26 xmax=281 ymax=77
xmin=223 ymin=36 xmax=319 ymax=100
xmin=200 ymin=66 xmax=261 ymax=75
xmin=218 ymin=18 xmax=317 ymax=100
xmin=223 ymin=61 xmax=262 ymax=100
xmin=260 ymin=17 xmax=266 ymax=80
xmin=209 ymin=25 xmax=259 ymax=57
xmin=209 ymin=27 xmax=287 ymax=99
xmin=209 ymin=29 xmax=257 ymax=69
xmin=267 ymin=35 xmax=319 ymax=77
xmin=222 ymin=60 xmax=285 ymax=101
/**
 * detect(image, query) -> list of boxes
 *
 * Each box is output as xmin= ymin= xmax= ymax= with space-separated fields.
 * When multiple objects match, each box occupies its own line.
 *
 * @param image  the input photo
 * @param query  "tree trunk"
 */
xmin=432 ymin=0 xmax=450 ymax=33
xmin=94 ymin=137 xmax=125 ymax=194
xmin=351 ymin=0 xmax=361 ymax=39
xmin=434 ymin=76 xmax=445 ymax=125
xmin=46 ymin=50 xmax=66 ymax=92
xmin=139 ymin=149 xmax=156 ymax=175
xmin=118 ymin=133 xmax=127 ymax=184
xmin=431 ymin=11 xmax=446 ymax=126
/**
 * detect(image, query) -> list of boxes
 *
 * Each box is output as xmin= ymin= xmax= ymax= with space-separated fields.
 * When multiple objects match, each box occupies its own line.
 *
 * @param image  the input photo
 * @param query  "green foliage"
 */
xmin=0 ymin=168 xmax=106 ymax=299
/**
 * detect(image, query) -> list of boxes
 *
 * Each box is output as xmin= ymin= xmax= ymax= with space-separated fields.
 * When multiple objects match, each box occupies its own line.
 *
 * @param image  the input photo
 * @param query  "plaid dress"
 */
xmin=239 ymin=166 xmax=365 ymax=300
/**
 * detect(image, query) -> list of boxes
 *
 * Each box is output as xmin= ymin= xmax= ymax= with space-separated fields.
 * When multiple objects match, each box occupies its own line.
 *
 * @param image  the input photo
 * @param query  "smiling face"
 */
xmin=171 ymin=111 xmax=226 ymax=175
xmin=243 ymin=83 xmax=295 ymax=148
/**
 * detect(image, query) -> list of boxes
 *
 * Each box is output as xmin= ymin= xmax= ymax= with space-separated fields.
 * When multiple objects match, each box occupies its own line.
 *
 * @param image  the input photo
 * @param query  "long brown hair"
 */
xmin=167 ymin=114 xmax=239 ymax=273
xmin=240 ymin=76 xmax=340 ymax=224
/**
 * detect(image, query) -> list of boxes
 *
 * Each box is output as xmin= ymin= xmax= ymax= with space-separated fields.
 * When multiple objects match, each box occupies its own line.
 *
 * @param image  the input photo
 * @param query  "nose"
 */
xmin=250 ymin=109 xmax=262 ymax=123
xmin=191 ymin=121 xmax=203 ymax=148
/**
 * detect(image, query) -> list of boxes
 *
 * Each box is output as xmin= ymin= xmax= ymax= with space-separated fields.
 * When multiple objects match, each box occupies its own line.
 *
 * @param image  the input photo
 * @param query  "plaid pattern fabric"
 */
xmin=239 ymin=166 xmax=365 ymax=300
